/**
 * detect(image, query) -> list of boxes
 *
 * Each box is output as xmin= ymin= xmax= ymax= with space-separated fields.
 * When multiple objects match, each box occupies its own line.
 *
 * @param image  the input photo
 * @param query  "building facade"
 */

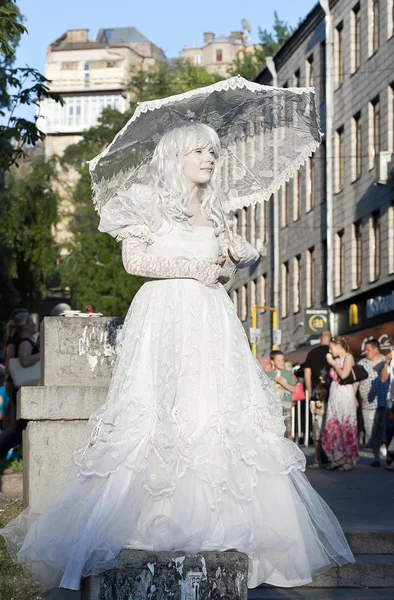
xmin=38 ymin=27 xmax=163 ymax=158
xmin=231 ymin=0 xmax=394 ymax=361
xmin=181 ymin=26 xmax=254 ymax=77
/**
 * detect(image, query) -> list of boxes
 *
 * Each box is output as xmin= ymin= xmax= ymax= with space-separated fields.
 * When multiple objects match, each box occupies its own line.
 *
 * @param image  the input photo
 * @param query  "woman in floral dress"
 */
xmin=322 ymin=337 xmax=358 ymax=471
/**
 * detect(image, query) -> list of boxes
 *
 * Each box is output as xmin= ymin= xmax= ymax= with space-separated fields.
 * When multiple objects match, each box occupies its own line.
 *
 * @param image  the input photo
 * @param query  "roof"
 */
xmin=205 ymin=34 xmax=244 ymax=46
xmin=96 ymin=27 xmax=151 ymax=45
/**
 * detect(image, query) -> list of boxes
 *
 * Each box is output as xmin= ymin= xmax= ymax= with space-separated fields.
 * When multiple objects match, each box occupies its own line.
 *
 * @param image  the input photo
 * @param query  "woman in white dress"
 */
xmin=1 ymin=122 xmax=354 ymax=591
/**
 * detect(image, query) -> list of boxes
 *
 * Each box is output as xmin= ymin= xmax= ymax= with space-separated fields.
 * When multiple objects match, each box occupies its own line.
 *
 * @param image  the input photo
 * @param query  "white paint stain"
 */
xmin=147 ymin=562 xmax=155 ymax=576
xmin=200 ymin=556 xmax=207 ymax=579
xmin=173 ymin=555 xmax=185 ymax=575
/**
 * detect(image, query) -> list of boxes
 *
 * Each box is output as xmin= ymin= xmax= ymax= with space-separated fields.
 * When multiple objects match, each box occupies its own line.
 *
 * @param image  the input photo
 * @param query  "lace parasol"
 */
xmin=89 ymin=75 xmax=322 ymax=215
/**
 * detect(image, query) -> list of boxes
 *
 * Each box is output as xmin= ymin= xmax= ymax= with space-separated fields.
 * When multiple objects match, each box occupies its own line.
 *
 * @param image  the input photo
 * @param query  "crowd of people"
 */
xmin=260 ymin=331 xmax=394 ymax=472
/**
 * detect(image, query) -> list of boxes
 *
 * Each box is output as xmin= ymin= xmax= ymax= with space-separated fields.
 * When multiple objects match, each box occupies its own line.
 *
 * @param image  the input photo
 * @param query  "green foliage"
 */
xmin=0 ymin=1 xmax=64 ymax=178
xmin=0 ymin=159 xmax=59 ymax=324
xmin=129 ymin=58 xmax=224 ymax=102
xmin=229 ymin=12 xmax=296 ymax=81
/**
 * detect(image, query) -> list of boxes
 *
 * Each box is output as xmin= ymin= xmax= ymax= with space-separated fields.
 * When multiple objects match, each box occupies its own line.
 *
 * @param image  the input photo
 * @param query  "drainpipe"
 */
xmin=266 ymin=57 xmax=280 ymax=348
xmin=319 ymin=0 xmax=335 ymax=335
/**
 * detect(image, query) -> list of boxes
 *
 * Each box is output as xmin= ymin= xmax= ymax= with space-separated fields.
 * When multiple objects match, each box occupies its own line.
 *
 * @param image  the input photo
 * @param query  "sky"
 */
xmin=14 ymin=0 xmax=317 ymax=119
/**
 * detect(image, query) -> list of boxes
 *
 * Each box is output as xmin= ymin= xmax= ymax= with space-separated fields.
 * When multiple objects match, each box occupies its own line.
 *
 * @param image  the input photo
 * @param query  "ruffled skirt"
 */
xmin=1 ymin=279 xmax=354 ymax=590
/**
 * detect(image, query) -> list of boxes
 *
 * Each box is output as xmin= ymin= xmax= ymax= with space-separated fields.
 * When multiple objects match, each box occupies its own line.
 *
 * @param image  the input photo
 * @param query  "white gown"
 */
xmin=1 ymin=219 xmax=354 ymax=591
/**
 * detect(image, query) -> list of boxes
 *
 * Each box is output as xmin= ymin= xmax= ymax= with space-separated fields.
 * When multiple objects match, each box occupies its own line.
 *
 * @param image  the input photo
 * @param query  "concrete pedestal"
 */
xmin=81 ymin=550 xmax=249 ymax=600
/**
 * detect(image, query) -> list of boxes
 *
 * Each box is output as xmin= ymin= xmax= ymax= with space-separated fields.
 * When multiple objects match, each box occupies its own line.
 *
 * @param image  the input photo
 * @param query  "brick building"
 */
xmin=231 ymin=0 xmax=394 ymax=362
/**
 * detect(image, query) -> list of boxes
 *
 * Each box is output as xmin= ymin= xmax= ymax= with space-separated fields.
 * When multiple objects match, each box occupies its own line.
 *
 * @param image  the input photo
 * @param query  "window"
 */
xmin=352 ymin=222 xmax=363 ymax=288
xmin=335 ymin=22 xmax=344 ymax=87
xmin=293 ymin=69 xmax=300 ymax=87
xmin=369 ymin=211 xmax=381 ymax=281
xmin=260 ymin=274 xmax=267 ymax=310
xmin=352 ymin=4 xmax=361 ymax=72
xmin=194 ymin=54 xmax=202 ymax=66
xmin=251 ymin=279 xmax=257 ymax=316
xmin=84 ymin=63 xmax=90 ymax=88
xmin=388 ymin=0 xmax=394 ymax=38
xmin=369 ymin=97 xmax=380 ymax=169
xmin=250 ymin=204 xmax=256 ymax=246
xmin=232 ymin=289 xmax=239 ymax=313
xmin=389 ymin=204 xmax=394 ymax=273
xmin=369 ymin=0 xmax=380 ymax=55
xmin=241 ymin=207 xmax=247 ymax=239
xmin=62 ymin=62 xmax=78 ymax=70
xmin=216 ymin=49 xmax=223 ymax=62
xmin=306 ymin=247 xmax=316 ymax=308
xmin=241 ymin=284 xmax=248 ymax=321
xmin=306 ymin=157 xmax=315 ymax=211
xmin=281 ymin=262 xmax=289 ymax=318
xmin=259 ymin=201 xmax=267 ymax=244
xmin=293 ymin=256 xmax=301 ymax=313
xmin=335 ymin=126 xmax=345 ymax=192
xmin=352 ymin=112 xmax=362 ymax=180
xmin=389 ymin=84 xmax=394 ymax=154
xmin=280 ymin=184 xmax=289 ymax=228
xmin=335 ymin=230 xmax=345 ymax=297
xmin=306 ymin=54 xmax=314 ymax=87
xmin=321 ymin=240 xmax=327 ymax=303
xmin=321 ymin=141 xmax=327 ymax=203
xmin=320 ymin=42 xmax=326 ymax=100
xmin=293 ymin=170 xmax=301 ymax=221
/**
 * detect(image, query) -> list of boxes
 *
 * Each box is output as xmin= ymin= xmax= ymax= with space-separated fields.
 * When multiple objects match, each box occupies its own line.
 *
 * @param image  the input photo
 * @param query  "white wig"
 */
xmin=149 ymin=122 xmax=225 ymax=233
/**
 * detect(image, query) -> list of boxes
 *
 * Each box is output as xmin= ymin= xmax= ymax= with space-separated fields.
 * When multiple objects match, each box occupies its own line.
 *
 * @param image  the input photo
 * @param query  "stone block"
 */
xmin=23 ymin=420 xmax=88 ymax=507
xmin=81 ymin=549 xmax=248 ymax=600
xmin=41 ymin=317 xmax=124 ymax=388
xmin=18 ymin=386 xmax=107 ymax=420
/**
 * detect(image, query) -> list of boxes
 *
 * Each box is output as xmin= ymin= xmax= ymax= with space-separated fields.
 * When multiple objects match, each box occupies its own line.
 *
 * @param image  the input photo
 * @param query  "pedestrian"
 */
xmin=380 ymin=336 xmax=394 ymax=471
xmin=0 ymin=311 xmax=40 ymax=458
xmin=303 ymin=331 xmax=331 ymax=401
xmin=322 ymin=337 xmax=358 ymax=471
xmin=357 ymin=339 xmax=389 ymax=467
xmin=267 ymin=350 xmax=297 ymax=440
xmin=309 ymin=383 xmax=328 ymax=468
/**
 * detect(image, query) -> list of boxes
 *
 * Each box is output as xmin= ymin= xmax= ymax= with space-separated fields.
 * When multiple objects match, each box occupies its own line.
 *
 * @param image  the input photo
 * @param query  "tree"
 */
xmin=0 ymin=158 xmax=59 ymax=325
xmin=229 ymin=12 xmax=296 ymax=81
xmin=0 ymin=1 xmax=63 ymax=179
xmin=59 ymin=108 xmax=143 ymax=316
xmin=129 ymin=59 xmax=224 ymax=102
xmin=59 ymin=61 xmax=225 ymax=316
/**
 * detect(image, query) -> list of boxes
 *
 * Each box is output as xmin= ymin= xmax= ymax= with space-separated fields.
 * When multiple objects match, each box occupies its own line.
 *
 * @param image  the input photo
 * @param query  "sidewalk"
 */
xmin=304 ymin=446 xmax=394 ymax=530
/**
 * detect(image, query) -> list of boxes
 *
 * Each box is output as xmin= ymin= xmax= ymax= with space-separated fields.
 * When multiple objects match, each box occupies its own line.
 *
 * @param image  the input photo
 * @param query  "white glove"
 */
xmin=229 ymin=235 xmax=260 ymax=268
xmin=122 ymin=236 xmax=225 ymax=286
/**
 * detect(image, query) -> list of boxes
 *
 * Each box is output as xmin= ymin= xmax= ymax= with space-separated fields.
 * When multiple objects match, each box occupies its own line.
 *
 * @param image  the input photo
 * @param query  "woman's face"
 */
xmin=183 ymin=146 xmax=215 ymax=186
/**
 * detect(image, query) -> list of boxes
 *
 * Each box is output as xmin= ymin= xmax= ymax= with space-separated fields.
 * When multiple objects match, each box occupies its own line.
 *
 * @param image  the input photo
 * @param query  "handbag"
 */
xmin=8 ymin=358 xmax=40 ymax=387
xmin=339 ymin=364 xmax=368 ymax=385
xmin=292 ymin=382 xmax=306 ymax=402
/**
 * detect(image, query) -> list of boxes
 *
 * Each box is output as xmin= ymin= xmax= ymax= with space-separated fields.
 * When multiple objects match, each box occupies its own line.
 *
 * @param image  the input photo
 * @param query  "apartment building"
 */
xmin=38 ymin=27 xmax=163 ymax=158
xmin=181 ymin=25 xmax=255 ymax=77
xmin=231 ymin=0 xmax=394 ymax=361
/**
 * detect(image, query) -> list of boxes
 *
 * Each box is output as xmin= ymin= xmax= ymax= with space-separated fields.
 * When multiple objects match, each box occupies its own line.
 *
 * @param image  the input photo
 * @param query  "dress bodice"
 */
xmin=147 ymin=221 xmax=220 ymax=261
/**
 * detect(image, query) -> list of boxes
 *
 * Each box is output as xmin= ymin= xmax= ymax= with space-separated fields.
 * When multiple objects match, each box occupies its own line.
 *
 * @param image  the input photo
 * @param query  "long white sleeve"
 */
xmin=122 ymin=236 xmax=225 ymax=286
xmin=230 ymin=235 xmax=260 ymax=268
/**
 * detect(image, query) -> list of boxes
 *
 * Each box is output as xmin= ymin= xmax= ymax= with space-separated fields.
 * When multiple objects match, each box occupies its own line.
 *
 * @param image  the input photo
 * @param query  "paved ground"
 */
xmin=303 ymin=446 xmax=394 ymax=530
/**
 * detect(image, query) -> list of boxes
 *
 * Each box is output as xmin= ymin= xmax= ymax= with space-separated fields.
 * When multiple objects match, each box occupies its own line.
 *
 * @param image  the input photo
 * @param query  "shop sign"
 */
xmin=305 ymin=309 xmax=329 ymax=334
xmin=366 ymin=291 xmax=394 ymax=319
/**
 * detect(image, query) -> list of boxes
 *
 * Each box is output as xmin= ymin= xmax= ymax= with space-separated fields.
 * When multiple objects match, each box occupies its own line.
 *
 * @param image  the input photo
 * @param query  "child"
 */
xmin=267 ymin=351 xmax=297 ymax=440
xmin=309 ymin=383 xmax=328 ymax=468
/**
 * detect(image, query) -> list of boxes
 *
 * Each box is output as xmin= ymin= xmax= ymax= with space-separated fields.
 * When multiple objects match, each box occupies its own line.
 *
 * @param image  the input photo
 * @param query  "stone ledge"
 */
xmin=81 ymin=549 xmax=248 ymax=600
xmin=18 ymin=386 xmax=107 ymax=420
